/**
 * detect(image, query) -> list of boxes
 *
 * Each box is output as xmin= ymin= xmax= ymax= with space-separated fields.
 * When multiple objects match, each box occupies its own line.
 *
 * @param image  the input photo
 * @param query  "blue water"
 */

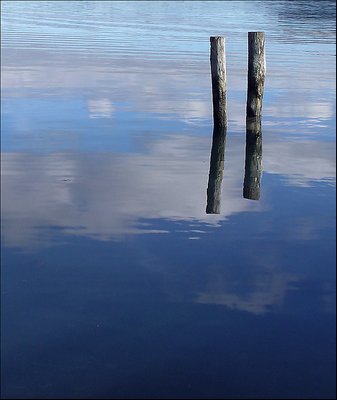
xmin=1 ymin=1 xmax=336 ymax=398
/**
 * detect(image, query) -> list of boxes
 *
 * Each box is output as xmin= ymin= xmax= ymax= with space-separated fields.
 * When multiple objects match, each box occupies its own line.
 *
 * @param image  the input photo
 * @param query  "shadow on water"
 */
xmin=243 ymin=117 xmax=263 ymax=200
xmin=206 ymin=125 xmax=227 ymax=214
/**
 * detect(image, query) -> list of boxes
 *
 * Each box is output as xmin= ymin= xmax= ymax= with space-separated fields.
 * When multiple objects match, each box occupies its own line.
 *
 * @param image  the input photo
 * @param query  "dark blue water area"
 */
xmin=1 ymin=174 xmax=335 ymax=399
xmin=2 ymin=252 xmax=335 ymax=399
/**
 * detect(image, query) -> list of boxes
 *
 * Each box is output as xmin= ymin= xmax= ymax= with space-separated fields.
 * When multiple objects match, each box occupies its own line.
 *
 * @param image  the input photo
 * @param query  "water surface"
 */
xmin=1 ymin=1 xmax=336 ymax=399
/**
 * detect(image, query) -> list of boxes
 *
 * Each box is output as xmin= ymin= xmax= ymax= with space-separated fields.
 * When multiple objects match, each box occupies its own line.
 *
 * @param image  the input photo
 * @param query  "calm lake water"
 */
xmin=1 ymin=1 xmax=336 ymax=398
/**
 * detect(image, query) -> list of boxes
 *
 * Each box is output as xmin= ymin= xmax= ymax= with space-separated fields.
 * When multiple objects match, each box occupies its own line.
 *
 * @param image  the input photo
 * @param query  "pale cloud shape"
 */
xmin=2 ymin=131 xmax=335 ymax=250
xmin=196 ymin=271 xmax=299 ymax=315
xmin=2 ymin=48 xmax=335 ymax=129
xmin=161 ymin=245 xmax=304 ymax=315
xmin=264 ymin=99 xmax=335 ymax=121
xmin=87 ymin=98 xmax=115 ymax=119
xmin=1 ymin=134 xmax=261 ymax=249
xmin=264 ymin=140 xmax=336 ymax=187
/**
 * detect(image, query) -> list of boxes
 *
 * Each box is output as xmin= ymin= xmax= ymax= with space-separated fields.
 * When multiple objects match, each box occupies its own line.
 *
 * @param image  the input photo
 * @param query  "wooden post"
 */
xmin=243 ymin=117 xmax=262 ymax=200
xmin=207 ymin=36 xmax=227 ymax=213
xmin=246 ymin=32 xmax=266 ymax=118
xmin=210 ymin=37 xmax=227 ymax=128
xmin=206 ymin=126 xmax=226 ymax=214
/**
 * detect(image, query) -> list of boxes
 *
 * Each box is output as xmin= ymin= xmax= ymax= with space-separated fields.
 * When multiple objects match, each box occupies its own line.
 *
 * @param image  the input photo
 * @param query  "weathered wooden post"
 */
xmin=206 ymin=36 xmax=227 ymax=214
xmin=246 ymin=32 xmax=266 ymax=118
xmin=206 ymin=126 xmax=226 ymax=214
xmin=210 ymin=36 xmax=227 ymax=127
xmin=243 ymin=117 xmax=262 ymax=200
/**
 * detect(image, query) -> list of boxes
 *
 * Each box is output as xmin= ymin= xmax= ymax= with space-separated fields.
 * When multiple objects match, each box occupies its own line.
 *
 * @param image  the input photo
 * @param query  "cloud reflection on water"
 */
xmin=1 ymin=0 xmax=335 ymax=319
xmin=1 ymin=131 xmax=335 ymax=250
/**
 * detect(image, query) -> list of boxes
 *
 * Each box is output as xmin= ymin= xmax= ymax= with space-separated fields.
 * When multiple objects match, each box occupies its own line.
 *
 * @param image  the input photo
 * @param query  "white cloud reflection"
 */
xmin=264 ymin=140 xmax=336 ymax=187
xmin=1 ymin=131 xmax=335 ymax=250
xmin=2 ymin=46 xmax=335 ymax=129
xmin=196 ymin=271 xmax=299 ymax=315
xmin=87 ymin=98 xmax=115 ymax=119
xmin=0 ymin=134 xmax=256 ymax=249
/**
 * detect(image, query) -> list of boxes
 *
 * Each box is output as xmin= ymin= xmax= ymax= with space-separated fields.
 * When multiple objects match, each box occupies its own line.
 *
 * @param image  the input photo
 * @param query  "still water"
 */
xmin=1 ymin=1 xmax=336 ymax=398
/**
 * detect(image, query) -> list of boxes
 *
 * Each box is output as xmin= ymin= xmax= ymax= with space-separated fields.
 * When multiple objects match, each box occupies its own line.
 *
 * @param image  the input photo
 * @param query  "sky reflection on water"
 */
xmin=1 ymin=1 xmax=336 ymax=399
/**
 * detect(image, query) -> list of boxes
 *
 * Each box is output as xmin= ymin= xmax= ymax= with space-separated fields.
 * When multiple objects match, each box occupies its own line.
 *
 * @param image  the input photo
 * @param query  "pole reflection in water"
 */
xmin=243 ymin=117 xmax=263 ymax=200
xmin=206 ymin=126 xmax=227 ymax=214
